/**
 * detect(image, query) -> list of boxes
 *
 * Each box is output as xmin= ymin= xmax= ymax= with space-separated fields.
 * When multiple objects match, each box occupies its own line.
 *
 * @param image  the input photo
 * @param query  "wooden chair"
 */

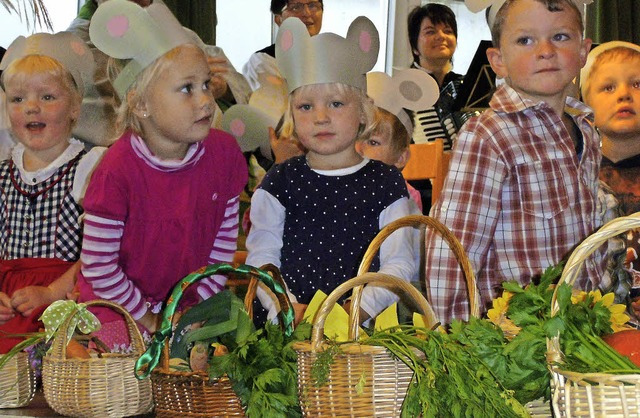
xmin=402 ymin=138 xmax=448 ymax=205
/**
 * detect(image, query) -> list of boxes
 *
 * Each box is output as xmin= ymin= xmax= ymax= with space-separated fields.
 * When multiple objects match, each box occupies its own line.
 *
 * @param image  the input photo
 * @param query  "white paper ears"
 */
xmin=221 ymin=75 xmax=289 ymax=160
xmin=276 ymin=16 xmax=380 ymax=93
xmin=367 ymin=69 xmax=440 ymax=135
xmin=89 ymin=0 xmax=194 ymax=98
xmin=0 ymin=32 xmax=95 ymax=97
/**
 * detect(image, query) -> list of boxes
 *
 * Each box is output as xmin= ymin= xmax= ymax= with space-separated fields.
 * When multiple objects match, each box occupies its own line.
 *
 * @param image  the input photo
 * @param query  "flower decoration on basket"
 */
xmin=462 ymin=262 xmax=639 ymax=406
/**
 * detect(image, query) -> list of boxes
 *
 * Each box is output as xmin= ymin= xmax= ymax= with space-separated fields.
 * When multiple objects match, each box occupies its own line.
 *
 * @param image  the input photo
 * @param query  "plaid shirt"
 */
xmin=425 ymin=84 xmax=603 ymax=324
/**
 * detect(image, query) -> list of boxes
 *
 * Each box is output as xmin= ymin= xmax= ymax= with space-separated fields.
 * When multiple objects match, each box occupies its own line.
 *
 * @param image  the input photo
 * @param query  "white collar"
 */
xmin=12 ymin=138 xmax=85 ymax=185
xmin=130 ymin=133 xmax=204 ymax=172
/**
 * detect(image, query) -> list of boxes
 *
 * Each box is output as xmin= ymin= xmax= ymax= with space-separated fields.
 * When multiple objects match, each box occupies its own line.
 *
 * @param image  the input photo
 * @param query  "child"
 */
xmin=425 ymin=0 xmax=601 ymax=324
xmin=358 ymin=69 xmax=440 ymax=213
xmin=76 ymin=0 xmax=247 ymax=346
xmin=245 ymin=16 xmax=418 ymax=324
xmin=0 ymin=32 xmax=104 ymax=353
xmin=580 ymin=41 xmax=640 ymax=322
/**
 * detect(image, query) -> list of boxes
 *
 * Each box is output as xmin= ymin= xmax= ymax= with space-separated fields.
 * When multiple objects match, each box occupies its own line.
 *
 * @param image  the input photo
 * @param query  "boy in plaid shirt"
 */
xmin=425 ymin=0 xmax=602 ymax=324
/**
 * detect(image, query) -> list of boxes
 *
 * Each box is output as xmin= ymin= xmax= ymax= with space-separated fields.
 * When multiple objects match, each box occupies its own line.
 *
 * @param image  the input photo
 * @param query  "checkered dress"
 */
xmin=0 ymin=151 xmax=85 ymax=261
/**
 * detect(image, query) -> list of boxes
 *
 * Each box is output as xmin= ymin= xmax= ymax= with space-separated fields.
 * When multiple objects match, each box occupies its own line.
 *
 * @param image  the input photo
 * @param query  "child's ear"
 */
xmin=395 ymin=148 xmax=410 ymax=170
xmin=274 ymin=14 xmax=284 ymax=27
xmin=579 ymin=38 xmax=593 ymax=67
xmin=128 ymin=89 xmax=148 ymax=119
xmin=486 ymin=47 xmax=508 ymax=79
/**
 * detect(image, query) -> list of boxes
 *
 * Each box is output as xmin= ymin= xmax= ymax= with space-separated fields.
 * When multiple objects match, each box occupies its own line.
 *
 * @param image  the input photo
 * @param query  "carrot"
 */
xmin=66 ymin=339 xmax=91 ymax=359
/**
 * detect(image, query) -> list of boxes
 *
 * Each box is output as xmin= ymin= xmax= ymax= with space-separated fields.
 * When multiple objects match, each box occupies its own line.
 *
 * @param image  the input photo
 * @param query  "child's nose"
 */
xmin=314 ymin=107 xmax=329 ymax=123
xmin=617 ymin=85 xmax=633 ymax=101
xmin=25 ymin=99 xmax=40 ymax=114
xmin=536 ymin=40 xmax=555 ymax=58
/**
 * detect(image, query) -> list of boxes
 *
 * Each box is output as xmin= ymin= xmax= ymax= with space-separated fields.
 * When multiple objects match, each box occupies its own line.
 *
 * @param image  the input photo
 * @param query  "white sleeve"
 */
xmin=359 ymin=197 xmax=420 ymax=318
xmin=245 ymin=188 xmax=298 ymax=319
xmin=72 ymin=146 xmax=107 ymax=203
xmin=242 ymin=52 xmax=280 ymax=91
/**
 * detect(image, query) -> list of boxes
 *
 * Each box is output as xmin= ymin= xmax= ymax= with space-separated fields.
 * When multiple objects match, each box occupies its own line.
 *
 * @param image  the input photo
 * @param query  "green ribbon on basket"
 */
xmin=40 ymin=300 xmax=101 ymax=347
xmin=134 ymin=263 xmax=294 ymax=379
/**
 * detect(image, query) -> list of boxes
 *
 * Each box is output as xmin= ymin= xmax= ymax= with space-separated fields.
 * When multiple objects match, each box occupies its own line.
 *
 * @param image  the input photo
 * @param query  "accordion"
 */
xmin=412 ymin=79 xmax=479 ymax=150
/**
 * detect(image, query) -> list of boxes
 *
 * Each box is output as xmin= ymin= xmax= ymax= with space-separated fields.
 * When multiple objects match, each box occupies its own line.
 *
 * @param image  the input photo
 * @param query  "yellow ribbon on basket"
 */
xmin=40 ymin=300 xmax=101 ymax=346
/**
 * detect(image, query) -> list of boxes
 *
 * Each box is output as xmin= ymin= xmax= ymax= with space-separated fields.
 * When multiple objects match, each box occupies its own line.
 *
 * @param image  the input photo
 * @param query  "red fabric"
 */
xmin=0 ymin=258 xmax=74 ymax=353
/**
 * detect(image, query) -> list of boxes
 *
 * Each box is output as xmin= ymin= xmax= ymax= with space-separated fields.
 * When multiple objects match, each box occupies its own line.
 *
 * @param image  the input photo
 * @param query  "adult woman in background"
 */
xmin=407 ymin=3 xmax=464 ymax=151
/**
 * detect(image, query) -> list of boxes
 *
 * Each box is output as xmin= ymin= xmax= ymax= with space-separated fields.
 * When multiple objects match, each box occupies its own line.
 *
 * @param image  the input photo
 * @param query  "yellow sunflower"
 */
xmin=487 ymin=291 xmax=521 ymax=339
xmin=571 ymin=289 xmax=631 ymax=331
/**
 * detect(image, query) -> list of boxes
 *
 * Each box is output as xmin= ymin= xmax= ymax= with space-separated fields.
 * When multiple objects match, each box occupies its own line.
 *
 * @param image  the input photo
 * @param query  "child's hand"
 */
xmin=207 ymin=56 xmax=230 ymax=99
xmin=292 ymin=302 xmax=307 ymax=327
xmin=270 ymin=127 xmax=304 ymax=163
xmin=0 ymin=292 xmax=15 ymax=324
xmin=10 ymin=286 xmax=55 ymax=317
xmin=138 ymin=310 xmax=160 ymax=334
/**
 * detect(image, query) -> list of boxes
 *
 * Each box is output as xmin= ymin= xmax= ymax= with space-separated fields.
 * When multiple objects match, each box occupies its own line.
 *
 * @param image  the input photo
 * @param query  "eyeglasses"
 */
xmin=283 ymin=1 xmax=323 ymax=14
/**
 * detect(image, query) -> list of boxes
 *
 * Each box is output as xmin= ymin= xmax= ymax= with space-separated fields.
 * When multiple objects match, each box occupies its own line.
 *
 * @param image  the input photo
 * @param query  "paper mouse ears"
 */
xmin=221 ymin=75 xmax=289 ymax=160
xmin=465 ymin=0 xmax=593 ymax=29
xmin=276 ymin=16 xmax=379 ymax=93
xmin=0 ymin=32 xmax=95 ymax=97
xmin=89 ymin=0 xmax=195 ymax=98
xmin=367 ymin=69 xmax=440 ymax=135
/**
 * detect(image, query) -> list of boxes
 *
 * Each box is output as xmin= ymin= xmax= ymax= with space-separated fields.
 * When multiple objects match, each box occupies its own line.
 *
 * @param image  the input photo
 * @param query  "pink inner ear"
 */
xmin=280 ymin=30 xmax=294 ymax=52
xmin=230 ymin=119 xmax=246 ymax=137
xmin=106 ymin=15 xmax=130 ymax=38
xmin=359 ymin=31 xmax=372 ymax=53
xmin=70 ymin=41 xmax=86 ymax=57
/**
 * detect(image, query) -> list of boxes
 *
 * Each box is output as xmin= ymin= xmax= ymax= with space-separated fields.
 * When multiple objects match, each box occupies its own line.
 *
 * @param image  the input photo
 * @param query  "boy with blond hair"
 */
xmin=581 ymin=41 xmax=640 ymax=322
xmin=425 ymin=0 xmax=601 ymax=323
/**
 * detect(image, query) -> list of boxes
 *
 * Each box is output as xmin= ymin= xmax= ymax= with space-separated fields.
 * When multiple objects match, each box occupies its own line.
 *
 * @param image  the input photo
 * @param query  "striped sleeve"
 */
xmin=80 ymin=214 xmax=147 ymax=319
xmin=198 ymin=195 xmax=241 ymax=299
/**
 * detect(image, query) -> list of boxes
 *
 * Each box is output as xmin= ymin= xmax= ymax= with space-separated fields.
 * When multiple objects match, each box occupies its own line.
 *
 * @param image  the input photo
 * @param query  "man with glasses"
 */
xmin=242 ymin=0 xmax=324 ymax=91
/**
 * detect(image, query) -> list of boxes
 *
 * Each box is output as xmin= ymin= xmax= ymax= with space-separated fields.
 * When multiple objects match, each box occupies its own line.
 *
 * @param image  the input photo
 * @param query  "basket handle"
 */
xmin=310 ymin=272 xmax=439 ymax=350
xmin=355 ymin=214 xmax=479 ymax=331
xmin=135 ymin=263 xmax=294 ymax=379
xmin=244 ymin=263 xmax=293 ymax=320
xmin=48 ymin=299 xmax=146 ymax=360
xmin=551 ymin=213 xmax=640 ymax=317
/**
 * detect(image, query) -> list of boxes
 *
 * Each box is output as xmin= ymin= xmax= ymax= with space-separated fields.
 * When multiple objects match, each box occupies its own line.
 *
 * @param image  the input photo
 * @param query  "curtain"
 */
xmin=163 ymin=0 xmax=217 ymax=45
xmin=585 ymin=0 xmax=640 ymax=44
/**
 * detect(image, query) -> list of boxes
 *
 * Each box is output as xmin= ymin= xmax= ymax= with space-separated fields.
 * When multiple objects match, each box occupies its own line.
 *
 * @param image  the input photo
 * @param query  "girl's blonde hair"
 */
xmin=582 ymin=47 xmax=640 ymax=103
xmin=368 ymin=108 xmax=411 ymax=156
xmin=0 ymin=55 xmax=82 ymax=128
xmin=110 ymin=43 xmax=205 ymax=136
xmin=279 ymin=82 xmax=376 ymax=142
xmin=1 ymin=54 xmax=82 ymax=110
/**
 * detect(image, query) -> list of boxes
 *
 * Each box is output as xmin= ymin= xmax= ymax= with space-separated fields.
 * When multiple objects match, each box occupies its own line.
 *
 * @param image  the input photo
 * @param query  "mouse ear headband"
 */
xmin=276 ymin=16 xmax=380 ymax=93
xmin=367 ymin=69 xmax=439 ymax=136
xmin=221 ymin=75 xmax=289 ymax=160
xmin=579 ymin=41 xmax=640 ymax=98
xmin=89 ymin=0 xmax=195 ymax=99
xmin=465 ymin=0 xmax=593 ymax=29
xmin=0 ymin=31 xmax=95 ymax=97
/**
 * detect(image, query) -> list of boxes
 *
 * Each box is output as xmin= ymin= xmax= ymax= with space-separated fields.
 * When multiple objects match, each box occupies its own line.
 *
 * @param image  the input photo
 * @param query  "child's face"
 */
xmin=587 ymin=55 xmax=640 ymax=141
xmin=138 ymin=46 xmax=214 ymax=159
xmin=291 ymin=83 xmax=365 ymax=166
xmin=487 ymin=0 xmax=589 ymax=105
xmin=355 ymin=117 xmax=403 ymax=168
xmin=5 ymin=71 xmax=80 ymax=158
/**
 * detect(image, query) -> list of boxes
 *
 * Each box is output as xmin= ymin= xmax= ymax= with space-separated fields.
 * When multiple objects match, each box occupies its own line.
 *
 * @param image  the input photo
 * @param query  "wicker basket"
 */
xmin=137 ymin=263 xmax=293 ymax=418
xmin=294 ymin=272 xmax=439 ymax=417
xmin=548 ymin=213 xmax=640 ymax=418
xmin=42 ymin=299 xmax=153 ymax=417
xmin=0 ymin=351 xmax=36 ymax=408
xmin=360 ymin=214 xmax=553 ymax=417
